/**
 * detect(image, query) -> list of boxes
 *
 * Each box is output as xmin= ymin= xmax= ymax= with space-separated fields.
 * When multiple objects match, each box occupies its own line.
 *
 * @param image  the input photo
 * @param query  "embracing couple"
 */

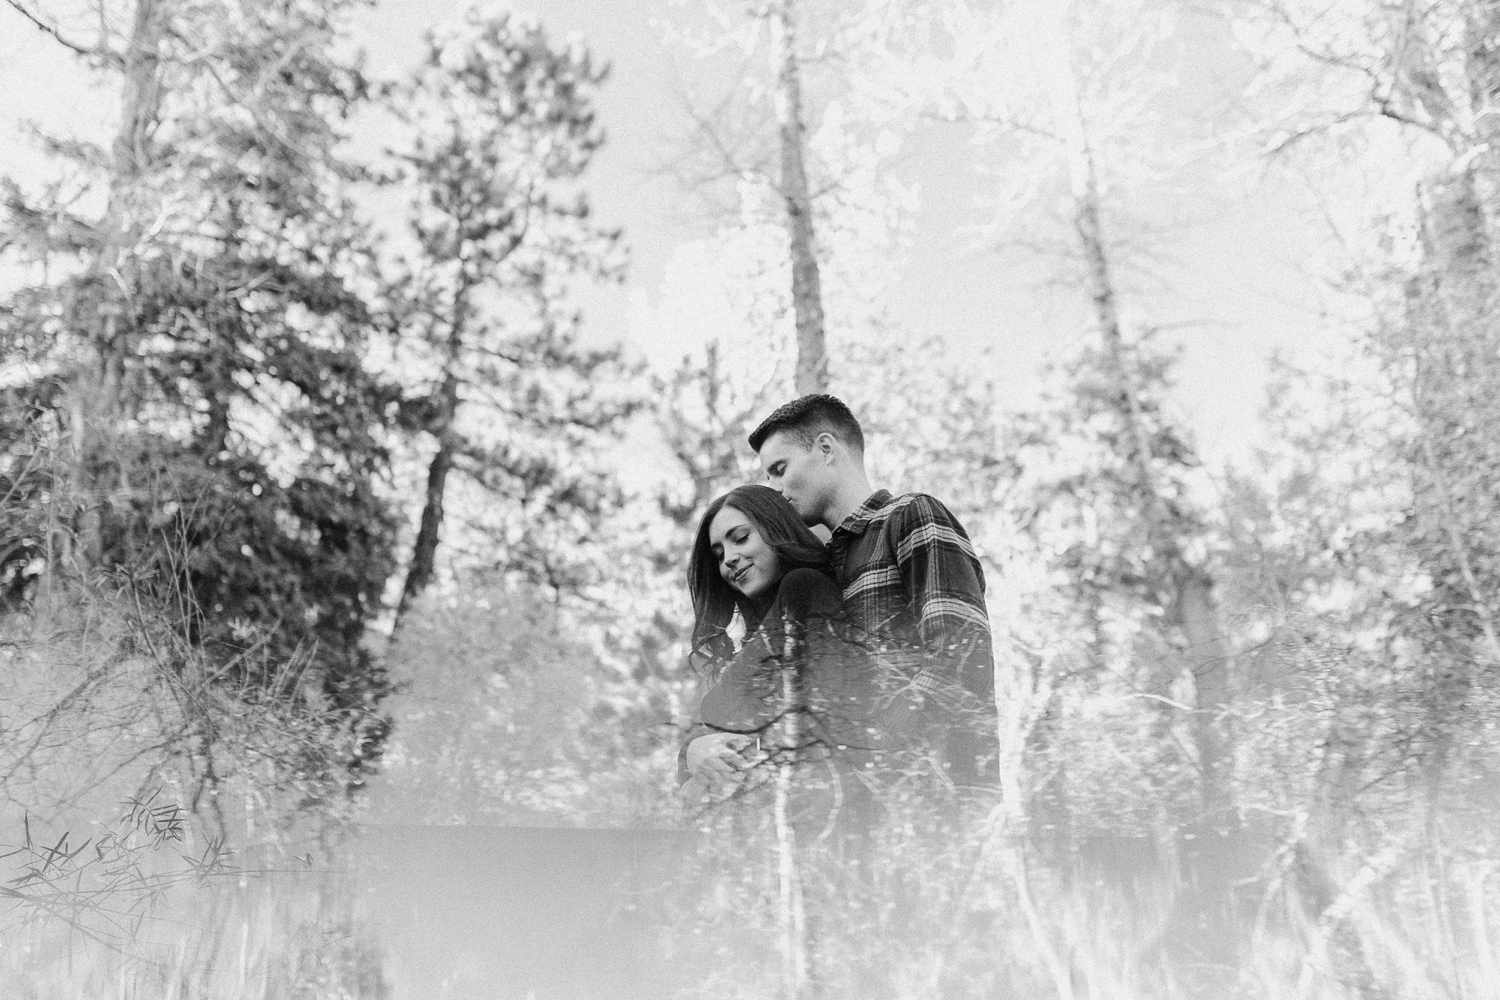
xmin=680 ymin=394 xmax=996 ymax=826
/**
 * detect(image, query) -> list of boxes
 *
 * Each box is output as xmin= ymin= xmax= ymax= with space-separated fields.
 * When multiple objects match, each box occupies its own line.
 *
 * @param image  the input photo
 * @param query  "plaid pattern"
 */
xmin=829 ymin=490 xmax=993 ymax=699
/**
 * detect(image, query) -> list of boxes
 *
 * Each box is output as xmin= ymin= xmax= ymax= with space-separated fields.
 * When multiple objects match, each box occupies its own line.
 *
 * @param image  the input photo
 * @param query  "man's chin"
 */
xmin=783 ymin=497 xmax=822 ymax=528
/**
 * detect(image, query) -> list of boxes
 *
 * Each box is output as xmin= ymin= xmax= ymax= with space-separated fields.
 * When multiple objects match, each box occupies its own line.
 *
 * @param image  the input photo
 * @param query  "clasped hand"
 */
xmin=680 ymin=732 xmax=759 ymax=801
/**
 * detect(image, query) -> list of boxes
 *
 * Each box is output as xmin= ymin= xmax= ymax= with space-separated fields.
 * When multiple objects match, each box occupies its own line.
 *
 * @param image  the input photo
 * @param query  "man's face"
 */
xmin=758 ymin=430 xmax=832 ymax=526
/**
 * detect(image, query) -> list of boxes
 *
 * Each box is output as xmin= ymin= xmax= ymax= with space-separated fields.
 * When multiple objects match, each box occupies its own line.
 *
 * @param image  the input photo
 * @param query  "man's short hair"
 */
xmin=748 ymin=394 xmax=865 ymax=454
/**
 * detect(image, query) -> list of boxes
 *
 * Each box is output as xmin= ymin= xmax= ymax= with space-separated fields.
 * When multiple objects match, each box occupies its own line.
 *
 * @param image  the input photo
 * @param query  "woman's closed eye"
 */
xmin=718 ymin=530 xmax=749 ymax=557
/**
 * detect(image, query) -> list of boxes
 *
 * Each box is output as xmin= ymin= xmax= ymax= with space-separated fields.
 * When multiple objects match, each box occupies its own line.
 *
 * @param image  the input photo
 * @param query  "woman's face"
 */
xmin=708 ymin=505 xmax=782 ymax=599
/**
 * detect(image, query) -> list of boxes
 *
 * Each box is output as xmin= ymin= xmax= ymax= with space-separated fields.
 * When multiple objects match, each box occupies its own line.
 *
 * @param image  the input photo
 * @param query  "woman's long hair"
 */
xmin=688 ymin=485 xmax=830 ymax=672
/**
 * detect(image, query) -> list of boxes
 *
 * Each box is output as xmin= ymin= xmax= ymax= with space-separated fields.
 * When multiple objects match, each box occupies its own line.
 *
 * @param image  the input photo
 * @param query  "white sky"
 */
xmin=1 ymin=0 xmax=1351 ymax=470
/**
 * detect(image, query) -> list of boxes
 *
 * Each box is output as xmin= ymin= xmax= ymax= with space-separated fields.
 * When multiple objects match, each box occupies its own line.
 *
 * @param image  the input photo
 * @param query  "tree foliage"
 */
xmin=1 ymin=0 xmax=401 ymax=791
xmin=4 ymin=1 xmax=1500 ymax=992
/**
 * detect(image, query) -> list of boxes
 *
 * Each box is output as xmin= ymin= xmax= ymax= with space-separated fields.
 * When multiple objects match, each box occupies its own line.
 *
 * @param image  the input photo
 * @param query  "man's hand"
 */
xmin=684 ymin=732 xmax=756 ymax=794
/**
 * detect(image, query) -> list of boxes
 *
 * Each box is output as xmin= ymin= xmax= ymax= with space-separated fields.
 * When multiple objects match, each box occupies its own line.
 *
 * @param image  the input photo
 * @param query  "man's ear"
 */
xmin=815 ymin=432 xmax=837 ymax=463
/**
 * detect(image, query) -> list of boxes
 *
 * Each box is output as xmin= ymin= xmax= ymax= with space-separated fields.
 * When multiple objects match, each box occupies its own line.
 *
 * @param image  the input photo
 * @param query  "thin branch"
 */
xmin=4 ymin=0 xmax=92 ymax=57
xmin=677 ymin=87 xmax=760 ymax=182
xmin=1263 ymin=109 xmax=1370 ymax=159
xmin=195 ymin=49 xmax=305 ymax=160
xmin=1129 ymin=691 xmax=1196 ymax=712
xmin=920 ymin=107 xmax=1064 ymax=145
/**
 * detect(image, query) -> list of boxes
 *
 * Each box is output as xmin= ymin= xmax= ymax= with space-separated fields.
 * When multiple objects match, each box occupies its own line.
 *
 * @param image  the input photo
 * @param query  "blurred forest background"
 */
xmin=3 ymin=0 xmax=1500 ymax=997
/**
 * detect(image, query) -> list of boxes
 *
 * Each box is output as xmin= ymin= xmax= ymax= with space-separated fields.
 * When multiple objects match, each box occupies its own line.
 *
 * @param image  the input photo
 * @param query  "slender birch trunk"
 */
xmin=774 ymin=617 xmax=811 ymax=998
xmin=1001 ymin=843 xmax=1076 ymax=1000
xmin=772 ymin=0 xmax=828 ymax=396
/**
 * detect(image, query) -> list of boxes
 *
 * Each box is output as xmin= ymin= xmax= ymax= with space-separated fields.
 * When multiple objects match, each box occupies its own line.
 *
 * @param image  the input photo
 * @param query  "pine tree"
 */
xmin=2 ymin=0 xmax=403 ymax=793
xmin=381 ymin=10 xmax=638 ymax=628
xmin=661 ymin=0 xmax=913 ymax=395
xmin=932 ymin=0 xmax=1235 ymax=819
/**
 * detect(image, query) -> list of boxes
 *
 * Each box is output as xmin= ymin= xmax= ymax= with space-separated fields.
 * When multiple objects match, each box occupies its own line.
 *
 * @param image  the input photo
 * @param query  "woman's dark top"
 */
xmin=698 ymin=568 xmax=841 ymax=733
xmin=683 ymin=568 xmax=893 ymax=782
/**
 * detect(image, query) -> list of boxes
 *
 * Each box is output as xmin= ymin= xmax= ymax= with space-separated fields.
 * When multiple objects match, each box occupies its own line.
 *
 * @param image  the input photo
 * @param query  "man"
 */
xmin=751 ymin=394 xmax=996 ymax=786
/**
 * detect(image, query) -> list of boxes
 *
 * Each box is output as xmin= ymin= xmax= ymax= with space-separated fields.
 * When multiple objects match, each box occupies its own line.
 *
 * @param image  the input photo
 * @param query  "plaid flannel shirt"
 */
xmin=828 ymin=490 xmax=993 ymax=703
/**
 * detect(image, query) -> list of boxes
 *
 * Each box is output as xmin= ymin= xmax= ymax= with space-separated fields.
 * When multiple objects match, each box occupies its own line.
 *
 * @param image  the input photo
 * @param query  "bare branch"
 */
xmin=919 ymin=107 xmax=1063 ymax=145
xmin=677 ymin=86 xmax=760 ymax=182
xmin=1262 ymin=109 xmax=1372 ymax=159
xmin=171 ymin=27 xmax=307 ymax=161
xmin=4 ymin=0 xmax=92 ymax=57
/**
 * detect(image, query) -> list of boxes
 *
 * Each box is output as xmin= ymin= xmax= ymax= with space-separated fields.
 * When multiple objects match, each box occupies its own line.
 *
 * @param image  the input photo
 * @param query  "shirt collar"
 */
xmin=832 ymin=489 xmax=894 ymax=538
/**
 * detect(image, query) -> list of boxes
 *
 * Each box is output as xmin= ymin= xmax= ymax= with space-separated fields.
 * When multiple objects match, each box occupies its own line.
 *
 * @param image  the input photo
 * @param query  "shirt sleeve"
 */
xmin=889 ymin=495 xmax=994 ymax=701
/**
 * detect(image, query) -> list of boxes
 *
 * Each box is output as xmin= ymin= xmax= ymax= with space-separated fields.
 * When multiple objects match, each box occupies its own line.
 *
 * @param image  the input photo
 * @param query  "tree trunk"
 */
xmin=1077 ymin=153 xmax=1232 ymax=808
xmin=395 ymin=250 xmax=482 ymax=630
xmin=773 ymin=0 xmax=828 ymax=396
xmin=681 ymin=342 xmax=742 ymax=513
xmin=69 ymin=0 xmax=165 ymax=564
xmin=395 ymin=374 xmax=460 ymax=627
xmin=1398 ymin=166 xmax=1500 ymax=789
xmin=1033 ymin=0 xmax=1234 ymax=808
xmin=1174 ymin=570 xmax=1231 ymax=812
xmin=1413 ymin=167 xmax=1499 ymax=651
xmin=1072 ymin=113 xmax=1232 ymax=813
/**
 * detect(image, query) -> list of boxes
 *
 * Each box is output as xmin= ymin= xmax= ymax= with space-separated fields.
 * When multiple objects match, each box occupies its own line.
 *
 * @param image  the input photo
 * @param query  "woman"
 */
xmin=680 ymin=486 xmax=879 ymax=833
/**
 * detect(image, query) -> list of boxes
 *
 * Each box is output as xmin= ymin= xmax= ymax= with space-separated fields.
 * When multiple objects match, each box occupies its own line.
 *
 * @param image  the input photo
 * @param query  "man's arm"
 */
xmin=891 ymin=495 xmax=997 ymax=783
xmin=890 ymin=494 xmax=994 ymax=703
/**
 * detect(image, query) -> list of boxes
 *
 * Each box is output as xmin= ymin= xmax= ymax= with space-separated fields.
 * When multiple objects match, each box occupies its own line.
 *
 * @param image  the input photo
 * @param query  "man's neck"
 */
xmin=821 ymin=474 xmax=876 ymax=533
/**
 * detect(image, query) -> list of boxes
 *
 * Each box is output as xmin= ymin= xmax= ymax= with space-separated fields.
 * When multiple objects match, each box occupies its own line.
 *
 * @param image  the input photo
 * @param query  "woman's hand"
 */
xmin=683 ymin=732 xmax=756 ymax=794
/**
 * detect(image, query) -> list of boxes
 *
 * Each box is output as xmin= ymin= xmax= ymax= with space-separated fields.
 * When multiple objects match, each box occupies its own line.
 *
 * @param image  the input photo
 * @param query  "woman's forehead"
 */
xmin=709 ymin=506 xmax=753 ymax=538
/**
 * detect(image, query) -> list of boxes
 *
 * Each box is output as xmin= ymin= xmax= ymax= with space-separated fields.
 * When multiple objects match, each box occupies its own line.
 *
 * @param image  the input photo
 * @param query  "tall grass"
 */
xmin=0 ymin=545 xmax=390 ymax=997
xmin=2 ymin=867 xmax=387 ymax=999
xmin=1 ymin=798 xmax=1495 ymax=998
xmin=5 ymin=525 xmax=1494 ymax=997
xmin=662 ymin=788 xmax=1500 ymax=1000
